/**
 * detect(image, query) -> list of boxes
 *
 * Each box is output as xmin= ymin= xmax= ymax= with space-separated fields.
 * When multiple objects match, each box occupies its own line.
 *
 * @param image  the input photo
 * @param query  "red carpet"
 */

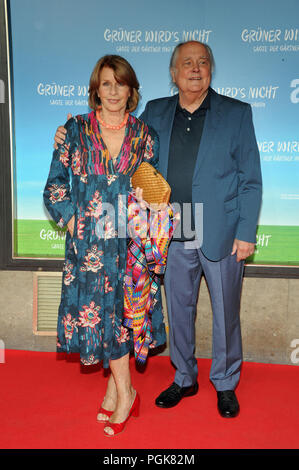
xmin=0 ymin=349 xmax=298 ymax=450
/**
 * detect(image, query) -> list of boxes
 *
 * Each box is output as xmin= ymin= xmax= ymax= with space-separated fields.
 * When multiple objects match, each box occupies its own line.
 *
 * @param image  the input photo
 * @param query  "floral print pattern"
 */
xmin=78 ymin=301 xmax=101 ymax=328
xmin=80 ymin=245 xmax=104 ymax=273
xmin=48 ymin=184 xmax=69 ymax=204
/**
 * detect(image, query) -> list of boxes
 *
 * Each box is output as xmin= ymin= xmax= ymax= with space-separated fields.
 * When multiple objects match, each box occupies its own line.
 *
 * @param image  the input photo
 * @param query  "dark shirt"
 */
xmin=167 ymin=89 xmax=210 ymax=241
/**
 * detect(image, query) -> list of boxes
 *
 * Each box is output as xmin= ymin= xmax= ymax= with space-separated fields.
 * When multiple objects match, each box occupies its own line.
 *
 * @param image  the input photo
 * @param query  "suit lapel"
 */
xmin=192 ymin=88 xmax=223 ymax=184
xmin=158 ymin=94 xmax=178 ymax=178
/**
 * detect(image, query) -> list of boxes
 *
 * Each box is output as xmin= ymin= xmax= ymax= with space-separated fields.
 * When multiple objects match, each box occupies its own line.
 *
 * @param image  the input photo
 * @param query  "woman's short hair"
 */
xmin=89 ymin=55 xmax=140 ymax=112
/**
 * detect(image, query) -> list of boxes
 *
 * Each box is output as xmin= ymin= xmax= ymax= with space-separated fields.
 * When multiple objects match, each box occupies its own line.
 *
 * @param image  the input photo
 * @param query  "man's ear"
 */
xmin=170 ymin=68 xmax=176 ymax=84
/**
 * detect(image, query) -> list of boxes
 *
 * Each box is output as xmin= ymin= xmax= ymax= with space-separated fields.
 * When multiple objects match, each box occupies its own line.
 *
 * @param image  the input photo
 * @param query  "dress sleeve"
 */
xmin=43 ymin=118 xmax=78 ymax=228
xmin=142 ymin=126 xmax=159 ymax=170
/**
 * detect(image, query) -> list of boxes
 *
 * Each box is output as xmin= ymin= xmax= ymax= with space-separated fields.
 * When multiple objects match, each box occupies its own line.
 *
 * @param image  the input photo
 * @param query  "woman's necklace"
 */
xmin=97 ymin=110 xmax=129 ymax=130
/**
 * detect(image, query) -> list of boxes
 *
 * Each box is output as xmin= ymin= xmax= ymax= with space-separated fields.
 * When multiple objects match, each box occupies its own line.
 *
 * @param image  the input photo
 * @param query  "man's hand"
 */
xmin=231 ymin=239 xmax=255 ymax=262
xmin=67 ymin=215 xmax=75 ymax=238
xmin=53 ymin=113 xmax=72 ymax=149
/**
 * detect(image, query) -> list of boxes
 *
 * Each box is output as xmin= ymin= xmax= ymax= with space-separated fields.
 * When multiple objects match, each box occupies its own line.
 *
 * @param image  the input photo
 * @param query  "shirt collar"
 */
xmin=177 ymin=87 xmax=211 ymax=116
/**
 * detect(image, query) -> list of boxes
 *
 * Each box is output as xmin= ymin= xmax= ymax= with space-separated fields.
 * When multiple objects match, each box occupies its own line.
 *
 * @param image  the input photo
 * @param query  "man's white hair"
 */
xmin=169 ymin=41 xmax=215 ymax=75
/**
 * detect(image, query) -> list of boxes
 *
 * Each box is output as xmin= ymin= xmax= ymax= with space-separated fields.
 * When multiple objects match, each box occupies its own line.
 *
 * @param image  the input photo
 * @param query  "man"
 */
xmin=54 ymin=41 xmax=262 ymax=417
xmin=140 ymin=41 xmax=262 ymax=417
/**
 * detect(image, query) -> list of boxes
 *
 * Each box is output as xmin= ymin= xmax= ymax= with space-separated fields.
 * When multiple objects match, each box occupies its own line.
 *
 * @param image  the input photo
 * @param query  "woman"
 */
xmin=43 ymin=55 xmax=166 ymax=437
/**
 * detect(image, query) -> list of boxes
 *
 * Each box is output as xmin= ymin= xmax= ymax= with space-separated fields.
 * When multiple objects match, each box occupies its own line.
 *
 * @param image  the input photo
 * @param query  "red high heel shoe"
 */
xmin=103 ymin=392 xmax=140 ymax=437
xmin=96 ymin=406 xmax=114 ymax=423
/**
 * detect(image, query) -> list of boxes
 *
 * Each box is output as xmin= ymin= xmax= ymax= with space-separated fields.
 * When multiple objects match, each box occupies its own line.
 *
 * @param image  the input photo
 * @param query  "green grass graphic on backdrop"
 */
xmin=246 ymin=225 xmax=299 ymax=265
xmin=15 ymin=219 xmax=67 ymax=258
xmin=14 ymin=219 xmax=299 ymax=265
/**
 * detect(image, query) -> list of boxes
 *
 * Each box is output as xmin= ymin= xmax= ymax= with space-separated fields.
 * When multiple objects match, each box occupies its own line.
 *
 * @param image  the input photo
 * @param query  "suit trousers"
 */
xmin=163 ymin=240 xmax=244 ymax=391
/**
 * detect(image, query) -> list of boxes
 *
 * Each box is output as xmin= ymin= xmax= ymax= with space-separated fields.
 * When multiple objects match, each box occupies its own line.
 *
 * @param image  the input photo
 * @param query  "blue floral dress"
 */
xmin=43 ymin=112 xmax=166 ymax=367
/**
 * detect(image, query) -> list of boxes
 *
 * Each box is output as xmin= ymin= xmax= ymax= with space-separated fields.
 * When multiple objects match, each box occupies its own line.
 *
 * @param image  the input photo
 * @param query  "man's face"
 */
xmin=171 ymin=42 xmax=211 ymax=97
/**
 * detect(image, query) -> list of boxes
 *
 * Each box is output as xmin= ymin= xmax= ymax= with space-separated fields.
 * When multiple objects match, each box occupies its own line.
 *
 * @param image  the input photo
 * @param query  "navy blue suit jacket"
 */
xmin=139 ymin=87 xmax=262 ymax=261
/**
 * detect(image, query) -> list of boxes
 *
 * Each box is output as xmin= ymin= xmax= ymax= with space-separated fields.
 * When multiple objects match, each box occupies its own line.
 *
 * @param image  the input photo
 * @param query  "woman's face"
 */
xmin=97 ymin=66 xmax=131 ymax=114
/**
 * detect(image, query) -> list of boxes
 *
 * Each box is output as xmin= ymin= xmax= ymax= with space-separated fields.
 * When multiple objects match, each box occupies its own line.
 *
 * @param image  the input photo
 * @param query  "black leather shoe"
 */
xmin=217 ymin=390 xmax=240 ymax=418
xmin=155 ymin=382 xmax=199 ymax=408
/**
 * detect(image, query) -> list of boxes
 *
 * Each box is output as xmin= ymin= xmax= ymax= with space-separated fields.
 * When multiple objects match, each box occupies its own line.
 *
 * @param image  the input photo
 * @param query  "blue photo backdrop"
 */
xmin=8 ymin=0 xmax=299 ymax=264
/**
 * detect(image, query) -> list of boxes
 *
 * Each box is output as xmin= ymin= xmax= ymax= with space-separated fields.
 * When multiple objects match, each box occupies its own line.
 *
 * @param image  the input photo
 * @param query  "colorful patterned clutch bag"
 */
xmin=131 ymin=162 xmax=171 ymax=205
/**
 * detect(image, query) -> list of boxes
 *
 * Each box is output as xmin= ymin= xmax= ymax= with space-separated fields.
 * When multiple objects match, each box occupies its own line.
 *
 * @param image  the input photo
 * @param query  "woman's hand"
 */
xmin=135 ymin=187 xmax=148 ymax=210
xmin=135 ymin=187 xmax=168 ymax=212
xmin=67 ymin=215 xmax=75 ymax=237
